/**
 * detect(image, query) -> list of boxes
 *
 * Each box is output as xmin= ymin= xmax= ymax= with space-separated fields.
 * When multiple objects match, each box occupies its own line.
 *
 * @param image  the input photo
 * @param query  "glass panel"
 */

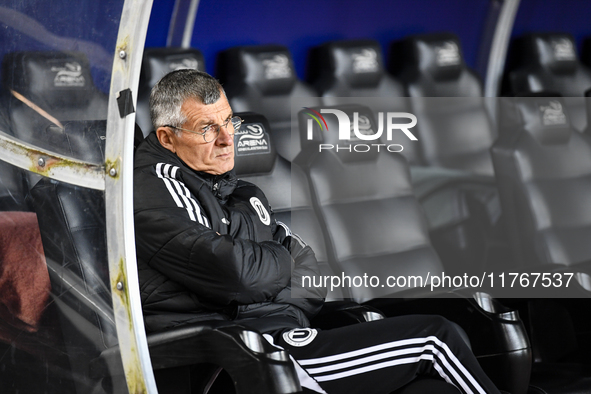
xmin=0 ymin=1 xmax=128 ymax=393
xmin=0 ymin=1 xmax=120 ymax=161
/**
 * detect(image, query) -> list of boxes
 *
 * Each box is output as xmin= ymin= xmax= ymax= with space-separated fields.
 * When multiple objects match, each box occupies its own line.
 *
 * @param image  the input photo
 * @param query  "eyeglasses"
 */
xmin=166 ymin=116 xmax=243 ymax=143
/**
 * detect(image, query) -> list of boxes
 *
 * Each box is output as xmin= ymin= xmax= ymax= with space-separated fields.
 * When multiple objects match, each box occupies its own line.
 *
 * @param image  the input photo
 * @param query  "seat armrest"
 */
xmin=312 ymin=300 xmax=385 ymax=329
xmin=89 ymin=320 xmax=302 ymax=394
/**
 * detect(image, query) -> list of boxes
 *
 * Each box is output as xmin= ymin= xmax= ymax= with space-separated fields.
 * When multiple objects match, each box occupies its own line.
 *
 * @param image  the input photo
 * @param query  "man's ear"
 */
xmin=156 ymin=127 xmax=176 ymax=153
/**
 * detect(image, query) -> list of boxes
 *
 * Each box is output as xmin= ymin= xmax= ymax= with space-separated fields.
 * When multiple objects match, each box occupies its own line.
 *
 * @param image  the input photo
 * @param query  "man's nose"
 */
xmin=216 ymin=124 xmax=234 ymax=145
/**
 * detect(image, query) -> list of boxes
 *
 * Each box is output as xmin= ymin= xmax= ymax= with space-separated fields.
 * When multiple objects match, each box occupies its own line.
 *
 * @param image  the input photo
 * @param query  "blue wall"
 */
xmin=145 ymin=0 xmax=591 ymax=82
xmin=512 ymin=0 xmax=591 ymax=51
xmin=146 ymin=0 xmax=490 ymax=79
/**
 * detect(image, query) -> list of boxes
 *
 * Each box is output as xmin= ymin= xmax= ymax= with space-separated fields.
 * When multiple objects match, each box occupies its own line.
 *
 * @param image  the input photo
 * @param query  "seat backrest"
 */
xmin=293 ymin=104 xmax=443 ymax=303
xmin=492 ymin=94 xmax=591 ymax=268
xmin=507 ymin=33 xmax=591 ymax=132
xmin=309 ymin=39 xmax=406 ymax=98
xmin=0 ymin=101 xmax=28 ymax=211
xmin=2 ymin=51 xmax=108 ymax=123
xmin=233 ymin=112 xmax=341 ymax=299
xmin=307 ymin=40 xmax=419 ymax=164
xmin=29 ymin=178 xmax=118 ymax=391
xmin=1 ymin=51 xmax=108 ymax=191
xmin=136 ymin=48 xmax=205 ymax=136
xmin=217 ymin=45 xmax=321 ymax=161
xmin=25 ymin=118 xmax=114 ymax=340
xmin=16 ymin=115 xmax=116 ymax=390
xmin=390 ymin=33 xmax=496 ymax=176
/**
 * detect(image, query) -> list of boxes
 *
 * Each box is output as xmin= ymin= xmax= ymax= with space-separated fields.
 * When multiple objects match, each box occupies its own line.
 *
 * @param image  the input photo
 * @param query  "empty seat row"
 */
xmin=137 ymin=34 xmax=495 ymax=176
xmin=504 ymin=33 xmax=591 ymax=132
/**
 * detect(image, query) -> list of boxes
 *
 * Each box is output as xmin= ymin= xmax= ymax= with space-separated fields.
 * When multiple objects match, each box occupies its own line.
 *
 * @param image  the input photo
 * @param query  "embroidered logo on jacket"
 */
xmin=283 ymin=328 xmax=318 ymax=347
xmin=249 ymin=197 xmax=270 ymax=225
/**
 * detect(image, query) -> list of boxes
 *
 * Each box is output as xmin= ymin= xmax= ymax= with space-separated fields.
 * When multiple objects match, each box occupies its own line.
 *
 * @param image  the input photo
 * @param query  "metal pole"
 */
xmin=167 ymin=0 xmax=200 ymax=48
xmin=484 ymin=0 xmax=521 ymax=98
xmin=105 ymin=0 xmax=157 ymax=392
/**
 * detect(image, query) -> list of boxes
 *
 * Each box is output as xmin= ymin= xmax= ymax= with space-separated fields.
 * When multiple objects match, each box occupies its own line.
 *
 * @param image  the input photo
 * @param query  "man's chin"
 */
xmin=216 ymin=160 xmax=235 ymax=175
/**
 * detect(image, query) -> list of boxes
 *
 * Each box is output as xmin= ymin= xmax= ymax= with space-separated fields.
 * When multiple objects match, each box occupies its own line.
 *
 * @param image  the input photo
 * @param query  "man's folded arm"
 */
xmin=272 ymin=221 xmax=327 ymax=318
xmin=135 ymin=208 xmax=292 ymax=306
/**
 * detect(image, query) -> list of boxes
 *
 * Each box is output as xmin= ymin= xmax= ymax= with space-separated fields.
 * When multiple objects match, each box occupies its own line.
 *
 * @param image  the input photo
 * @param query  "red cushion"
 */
xmin=0 ymin=211 xmax=50 ymax=332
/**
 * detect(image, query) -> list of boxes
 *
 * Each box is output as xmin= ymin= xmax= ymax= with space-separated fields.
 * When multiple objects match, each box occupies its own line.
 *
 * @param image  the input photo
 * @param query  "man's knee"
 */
xmin=408 ymin=315 xmax=468 ymax=344
xmin=425 ymin=315 xmax=471 ymax=348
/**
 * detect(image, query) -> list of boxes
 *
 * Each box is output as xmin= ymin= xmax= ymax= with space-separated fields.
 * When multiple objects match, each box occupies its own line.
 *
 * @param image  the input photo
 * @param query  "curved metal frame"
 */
xmin=104 ymin=0 xmax=157 ymax=392
xmin=0 ymin=130 xmax=105 ymax=190
xmin=484 ymin=0 xmax=521 ymax=97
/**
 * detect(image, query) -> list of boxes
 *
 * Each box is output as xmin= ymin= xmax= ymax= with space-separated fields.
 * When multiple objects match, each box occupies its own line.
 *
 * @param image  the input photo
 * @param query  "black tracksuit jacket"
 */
xmin=134 ymin=133 xmax=325 ymax=333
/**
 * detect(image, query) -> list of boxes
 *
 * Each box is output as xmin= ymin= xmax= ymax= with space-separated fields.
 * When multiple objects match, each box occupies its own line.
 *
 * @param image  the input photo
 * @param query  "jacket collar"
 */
xmin=138 ymin=132 xmax=238 ymax=201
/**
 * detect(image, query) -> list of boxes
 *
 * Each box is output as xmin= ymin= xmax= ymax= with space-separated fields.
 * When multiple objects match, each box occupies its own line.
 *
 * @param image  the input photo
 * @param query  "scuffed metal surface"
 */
xmin=0 ymin=129 xmax=105 ymax=190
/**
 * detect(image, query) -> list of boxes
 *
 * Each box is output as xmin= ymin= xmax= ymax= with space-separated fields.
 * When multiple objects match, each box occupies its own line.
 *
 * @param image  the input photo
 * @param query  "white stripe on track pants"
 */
xmin=264 ymin=315 xmax=501 ymax=394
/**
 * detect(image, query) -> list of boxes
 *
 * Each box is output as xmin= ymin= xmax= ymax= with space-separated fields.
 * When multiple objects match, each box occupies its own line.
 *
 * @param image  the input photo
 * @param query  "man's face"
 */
xmin=158 ymin=93 xmax=235 ymax=175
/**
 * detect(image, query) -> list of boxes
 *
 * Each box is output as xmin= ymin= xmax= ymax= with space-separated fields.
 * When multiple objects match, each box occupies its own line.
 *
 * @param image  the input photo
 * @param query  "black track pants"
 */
xmin=264 ymin=315 xmax=501 ymax=394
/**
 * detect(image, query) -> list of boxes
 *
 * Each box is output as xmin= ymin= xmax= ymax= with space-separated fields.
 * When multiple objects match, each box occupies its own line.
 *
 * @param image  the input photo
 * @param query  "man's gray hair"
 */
xmin=150 ymin=69 xmax=225 ymax=132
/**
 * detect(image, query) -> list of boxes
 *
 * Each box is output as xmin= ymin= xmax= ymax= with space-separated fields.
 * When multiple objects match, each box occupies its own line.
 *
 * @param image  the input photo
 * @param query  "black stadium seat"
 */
xmin=389 ymin=33 xmax=504 ymax=274
xmin=2 ymin=51 xmax=108 ymax=123
xmin=505 ymin=33 xmax=591 ymax=132
xmin=217 ymin=45 xmax=321 ymax=161
xmin=1 ymin=51 xmax=108 ymax=193
xmin=307 ymin=39 xmax=418 ymax=165
xmin=493 ymin=93 xmax=591 ymax=393
xmin=493 ymin=94 xmax=591 ymax=272
xmin=309 ymin=39 xmax=405 ymax=99
xmin=390 ymin=33 xmax=496 ymax=176
xmin=137 ymin=47 xmax=205 ymax=136
xmin=0 ymin=104 xmax=28 ymax=211
xmin=291 ymin=104 xmax=532 ymax=394
xmin=295 ymin=103 xmax=441 ymax=301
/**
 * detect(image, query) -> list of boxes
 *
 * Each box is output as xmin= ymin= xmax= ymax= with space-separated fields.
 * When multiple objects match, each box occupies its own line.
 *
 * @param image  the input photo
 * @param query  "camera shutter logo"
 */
xmin=250 ymin=197 xmax=270 ymax=225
